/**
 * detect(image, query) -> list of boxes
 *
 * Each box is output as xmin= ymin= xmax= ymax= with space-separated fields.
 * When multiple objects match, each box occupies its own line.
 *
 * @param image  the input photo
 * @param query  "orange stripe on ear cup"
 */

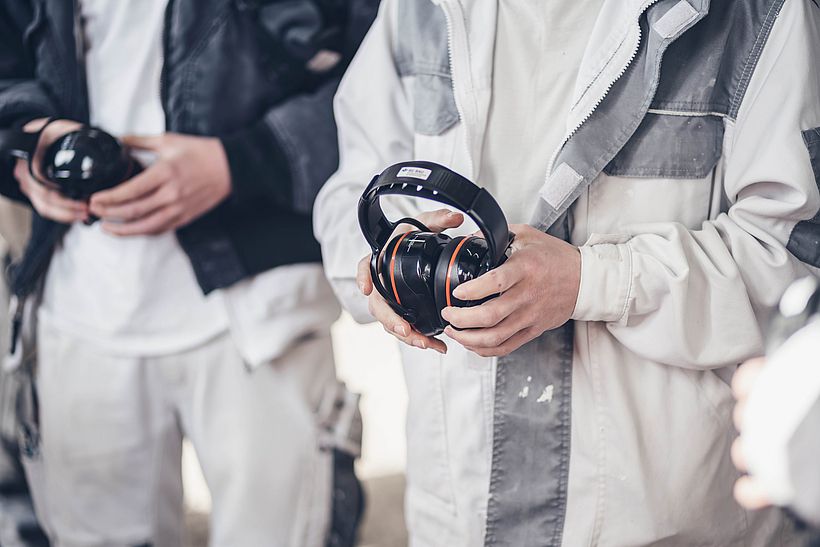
xmin=446 ymin=237 xmax=470 ymax=308
xmin=390 ymin=231 xmax=414 ymax=305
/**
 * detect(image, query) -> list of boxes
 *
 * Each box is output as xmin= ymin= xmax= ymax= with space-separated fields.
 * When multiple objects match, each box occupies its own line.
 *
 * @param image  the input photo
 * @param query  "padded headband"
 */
xmin=358 ymin=161 xmax=511 ymax=268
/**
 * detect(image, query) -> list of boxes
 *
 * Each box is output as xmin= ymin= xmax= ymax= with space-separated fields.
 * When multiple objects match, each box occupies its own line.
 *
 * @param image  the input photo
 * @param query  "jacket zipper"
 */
xmin=159 ymin=0 xmax=175 ymax=126
xmin=158 ymin=57 xmax=165 ymax=108
xmin=544 ymin=0 xmax=661 ymax=179
xmin=439 ymin=0 xmax=474 ymax=179
xmin=73 ymin=0 xmax=90 ymax=122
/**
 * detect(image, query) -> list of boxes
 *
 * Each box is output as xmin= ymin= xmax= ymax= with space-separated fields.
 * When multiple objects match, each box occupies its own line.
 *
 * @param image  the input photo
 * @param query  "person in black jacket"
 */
xmin=0 ymin=0 xmax=376 ymax=545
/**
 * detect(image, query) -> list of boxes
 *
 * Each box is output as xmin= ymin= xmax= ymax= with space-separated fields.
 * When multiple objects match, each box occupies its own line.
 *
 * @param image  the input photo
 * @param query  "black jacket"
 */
xmin=0 ymin=0 xmax=378 ymax=295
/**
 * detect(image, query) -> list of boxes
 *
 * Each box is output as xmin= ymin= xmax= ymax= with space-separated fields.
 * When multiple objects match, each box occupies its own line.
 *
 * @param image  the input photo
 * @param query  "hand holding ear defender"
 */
xmin=358 ymin=161 xmax=514 ymax=336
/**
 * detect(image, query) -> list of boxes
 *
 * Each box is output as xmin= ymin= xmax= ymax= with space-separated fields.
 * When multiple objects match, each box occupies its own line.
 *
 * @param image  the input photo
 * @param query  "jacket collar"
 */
xmin=426 ymin=0 xmax=708 ymax=187
xmin=531 ymin=0 xmax=710 ymax=232
xmin=568 ymin=0 xmax=709 ymax=137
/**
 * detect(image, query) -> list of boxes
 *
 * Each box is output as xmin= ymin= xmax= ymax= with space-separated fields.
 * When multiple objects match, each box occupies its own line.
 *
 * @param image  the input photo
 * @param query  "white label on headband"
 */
xmin=398 ymin=167 xmax=432 ymax=180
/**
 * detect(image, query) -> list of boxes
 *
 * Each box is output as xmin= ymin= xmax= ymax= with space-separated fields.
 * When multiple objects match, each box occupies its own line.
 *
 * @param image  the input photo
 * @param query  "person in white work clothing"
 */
xmin=315 ymin=0 xmax=820 ymax=545
xmin=0 ymin=0 xmax=376 ymax=544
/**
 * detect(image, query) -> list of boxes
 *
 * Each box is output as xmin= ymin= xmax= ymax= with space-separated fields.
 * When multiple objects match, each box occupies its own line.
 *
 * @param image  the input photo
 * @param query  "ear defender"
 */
xmin=0 ymin=121 xmax=142 ymax=201
xmin=358 ymin=161 xmax=514 ymax=336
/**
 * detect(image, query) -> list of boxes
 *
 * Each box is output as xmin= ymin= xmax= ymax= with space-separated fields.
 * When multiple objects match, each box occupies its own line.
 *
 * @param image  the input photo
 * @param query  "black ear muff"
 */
xmin=358 ymin=161 xmax=514 ymax=336
xmin=41 ymin=126 xmax=141 ymax=199
xmin=0 ymin=122 xmax=142 ymax=201
xmin=378 ymin=229 xmax=413 ymax=304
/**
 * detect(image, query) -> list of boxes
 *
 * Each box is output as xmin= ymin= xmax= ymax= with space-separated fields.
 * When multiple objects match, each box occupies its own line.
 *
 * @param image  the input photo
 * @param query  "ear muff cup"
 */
xmin=433 ymin=236 xmax=493 ymax=329
xmin=433 ymin=236 xmax=468 ymax=319
xmin=378 ymin=230 xmax=415 ymax=306
xmin=381 ymin=230 xmax=453 ymax=334
xmin=0 ymin=123 xmax=141 ymax=200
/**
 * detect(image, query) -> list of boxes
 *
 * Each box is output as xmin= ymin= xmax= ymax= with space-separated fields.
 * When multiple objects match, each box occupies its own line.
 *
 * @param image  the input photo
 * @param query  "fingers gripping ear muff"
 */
xmin=358 ymin=161 xmax=514 ymax=337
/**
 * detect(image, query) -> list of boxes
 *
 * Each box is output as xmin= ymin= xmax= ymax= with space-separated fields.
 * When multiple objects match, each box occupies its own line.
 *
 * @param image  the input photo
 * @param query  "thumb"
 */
xmin=357 ymin=255 xmax=374 ymax=296
xmin=418 ymin=209 xmax=464 ymax=233
xmin=121 ymin=134 xmax=163 ymax=151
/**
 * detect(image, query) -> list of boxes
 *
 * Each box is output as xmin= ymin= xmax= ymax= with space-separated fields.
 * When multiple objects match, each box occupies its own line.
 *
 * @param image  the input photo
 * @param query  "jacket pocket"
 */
xmin=604 ymin=113 xmax=723 ymax=179
xmin=395 ymin=0 xmax=457 ymax=136
xmin=411 ymin=73 xmax=458 ymax=136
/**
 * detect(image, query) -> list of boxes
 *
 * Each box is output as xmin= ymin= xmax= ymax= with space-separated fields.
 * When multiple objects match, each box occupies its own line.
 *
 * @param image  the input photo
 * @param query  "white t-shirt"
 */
xmin=478 ymin=0 xmax=605 ymax=224
xmin=39 ymin=0 xmax=230 ymax=355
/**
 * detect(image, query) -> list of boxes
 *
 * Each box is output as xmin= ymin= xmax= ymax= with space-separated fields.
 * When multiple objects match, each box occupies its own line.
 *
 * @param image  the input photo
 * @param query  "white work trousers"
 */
xmin=24 ymin=321 xmax=336 ymax=547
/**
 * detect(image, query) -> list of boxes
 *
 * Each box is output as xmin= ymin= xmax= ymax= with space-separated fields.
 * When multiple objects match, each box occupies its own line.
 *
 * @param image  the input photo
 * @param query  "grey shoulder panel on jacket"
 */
xmin=604 ymin=0 xmax=788 ymax=179
xmin=650 ymin=0 xmax=787 ymax=119
xmin=536 ymin=0 xmax=788 ymax=230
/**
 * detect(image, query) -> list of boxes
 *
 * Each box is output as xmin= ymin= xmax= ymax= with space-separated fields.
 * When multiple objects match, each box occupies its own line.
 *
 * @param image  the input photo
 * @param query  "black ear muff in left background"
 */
xmin=41 ymin=127 xmax=142 ymax=200
xmin=358 ymin=161 xmax=513 ymax=337
xmin=0 ymin=123 xmax=142 ymax=201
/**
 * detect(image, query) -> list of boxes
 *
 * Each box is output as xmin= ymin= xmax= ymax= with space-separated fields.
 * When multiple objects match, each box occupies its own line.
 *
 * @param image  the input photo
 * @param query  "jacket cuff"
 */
xmin=220 ymin=119 xmax=293 ymax=207
xmin=570 ymin=241 xmax=633 ymax=324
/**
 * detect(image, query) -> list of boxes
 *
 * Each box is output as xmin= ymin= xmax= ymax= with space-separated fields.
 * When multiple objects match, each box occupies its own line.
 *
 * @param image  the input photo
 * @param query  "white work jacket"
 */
xmin=314 ymin=0 xmax=820 ymax=544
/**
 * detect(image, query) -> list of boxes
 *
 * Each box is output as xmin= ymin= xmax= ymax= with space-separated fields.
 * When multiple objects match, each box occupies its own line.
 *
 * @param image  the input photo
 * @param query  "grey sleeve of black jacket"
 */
xmin=220 ymin=75 xmax=341 ymax=214
xmin=220 ymin=0 xmax=379 ymax=215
